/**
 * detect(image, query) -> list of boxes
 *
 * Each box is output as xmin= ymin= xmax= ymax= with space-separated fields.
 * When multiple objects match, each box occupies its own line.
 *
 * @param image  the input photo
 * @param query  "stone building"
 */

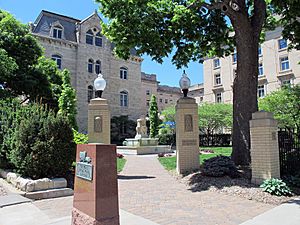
xmin=31 ymin=10 xmax=143 ymax=132
xmin=203 ymin=27 xmax=300 ymax=103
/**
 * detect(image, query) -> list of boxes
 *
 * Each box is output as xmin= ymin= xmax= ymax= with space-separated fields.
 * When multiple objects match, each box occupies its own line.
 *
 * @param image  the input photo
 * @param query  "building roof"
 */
xmin=141 ymin=72 xmax=159 ymax=83
xmin=157 ymin=85 xmax=181 ymax=94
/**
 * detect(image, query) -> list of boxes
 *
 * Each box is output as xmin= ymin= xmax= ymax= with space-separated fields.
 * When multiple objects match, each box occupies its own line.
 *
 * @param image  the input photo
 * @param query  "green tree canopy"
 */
xmin=149 ymin=94 xmax=159 ymax=137
xmin=259 ymin=85 xmax=300 ymax=131
xmin=97 ymin=0 xmax=299 ymax=165
xmin=198 ymin=103 xmax=233 ymax=135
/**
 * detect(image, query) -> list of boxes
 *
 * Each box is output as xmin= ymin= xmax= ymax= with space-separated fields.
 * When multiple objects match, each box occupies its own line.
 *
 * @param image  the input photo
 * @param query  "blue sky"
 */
xmin=0 ymin=0 xmax=204 ymax=87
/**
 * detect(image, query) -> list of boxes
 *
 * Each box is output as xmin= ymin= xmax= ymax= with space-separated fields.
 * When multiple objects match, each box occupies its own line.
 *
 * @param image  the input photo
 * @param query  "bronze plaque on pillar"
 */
xmin=94 ymin=116 xmax=102 ymax=133
xmin=184 ymin=114 xmax=193 ymax=132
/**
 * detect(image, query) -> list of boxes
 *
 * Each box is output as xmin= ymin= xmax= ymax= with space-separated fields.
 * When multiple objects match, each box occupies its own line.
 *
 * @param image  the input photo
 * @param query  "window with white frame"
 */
xmin=87 ymin=85 xmax=94 ymax=103
xmin=213 ymin=58 xmax=220 ymax=69
xmin=280 ymin=56 xmax=290 ymax=71
xmin=86 ymin=30 xmax=94 ymax=45
xmin=278 ymin=39 xmax=287 ymax=50
xmin=215 ymin=92 xmax=222 ymax=103
xmin=95 ymin=60 xmax=101 ymax=74
xmin=258 ymin=63 xmax=264 ymax=76
xmin=232 ymin=53 xmax=237 ymax=64
xmin=120 ymin=67 xmax=128 ymax=79
xmin=215 ymin=74 xmax=222 ymax=85
xmin=258 ymin=85 xmax=265 ymax=98
xmin=53 ymin=27 xmax=63 ymax=39
xmin=88 ymin=59 xmax=94 ymax=73
xmin=120 ymin=91 xmax=128 ymax=107
xmin=51 ymin=54 xmax=62 ymax=69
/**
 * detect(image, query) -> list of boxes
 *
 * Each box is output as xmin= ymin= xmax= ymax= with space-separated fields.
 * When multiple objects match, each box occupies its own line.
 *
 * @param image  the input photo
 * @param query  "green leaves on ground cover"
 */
xmin=260 ymin=178 xmax=292 ymax=196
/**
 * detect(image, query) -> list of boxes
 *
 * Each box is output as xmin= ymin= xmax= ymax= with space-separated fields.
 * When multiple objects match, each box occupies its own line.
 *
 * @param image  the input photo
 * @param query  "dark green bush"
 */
xmin=157 ymin=133 xmax=176 ymax=146
xmin=283 ymin=174 xmax=300 ymax=188
xmin=111 ymin=116 xmax=136 ymax=145
xmin=1 ymin=102 xmax=75 ymax=179
xmin=202 ymin=155 xmax=240 ymax=178
xmin=260 ymin=178 xmax=292 ymax=196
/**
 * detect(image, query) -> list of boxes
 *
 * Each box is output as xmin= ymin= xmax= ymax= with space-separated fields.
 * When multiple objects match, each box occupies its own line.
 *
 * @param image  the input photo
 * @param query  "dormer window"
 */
xmin=95 ymin=32 xmax=103 ymax=47
xmin=86 ymin=30 xmax=94 ymax=45
xmin=53 ymin=27 xmax=62 ymax=39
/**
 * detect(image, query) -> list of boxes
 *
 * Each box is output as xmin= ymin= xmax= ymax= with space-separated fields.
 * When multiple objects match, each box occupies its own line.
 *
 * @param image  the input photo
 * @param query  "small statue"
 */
xmin=135 ymin=117 xmax=148 ymax=139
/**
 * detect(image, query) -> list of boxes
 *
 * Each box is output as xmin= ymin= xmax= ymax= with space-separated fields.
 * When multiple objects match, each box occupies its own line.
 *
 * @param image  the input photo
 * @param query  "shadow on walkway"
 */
xmin=118 ymin=175 xmax=156 ymax=180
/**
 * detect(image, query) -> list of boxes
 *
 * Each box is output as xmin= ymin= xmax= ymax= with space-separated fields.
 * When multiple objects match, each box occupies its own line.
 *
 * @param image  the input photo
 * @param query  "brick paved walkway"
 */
xmin=118 ymin=155 xmax=274 ymax=225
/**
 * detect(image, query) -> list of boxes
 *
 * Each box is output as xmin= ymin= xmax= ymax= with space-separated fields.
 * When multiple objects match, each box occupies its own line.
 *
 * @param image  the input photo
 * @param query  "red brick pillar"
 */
xmin=72 ymin=144 xmax=119 ymax=225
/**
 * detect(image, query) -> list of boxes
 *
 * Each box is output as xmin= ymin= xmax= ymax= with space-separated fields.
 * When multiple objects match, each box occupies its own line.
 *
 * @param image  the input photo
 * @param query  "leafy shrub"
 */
xmin=117 ymin=153 xmax=124 ymax=159
xmin=2 ymin=103 xmax=75 ymax=179
xmin=202 ymin=156 xmax=240 ymax=178
xmin=157 ymin=133 xmax=176 ymax=146
xmin=73 ymin=129 xmax=88 ymax=144
xmin=111 ymin=116 xmax=136 ymax=145
xmin=260 ymin=178 xmax=292 ymax=196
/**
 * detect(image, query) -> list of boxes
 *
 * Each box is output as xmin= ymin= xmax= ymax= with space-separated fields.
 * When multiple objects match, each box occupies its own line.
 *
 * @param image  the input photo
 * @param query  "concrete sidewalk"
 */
xmin=240 ymin=199 xmax=300 ymax=225
xmin=0 ymin=197 xmax=159 ymax=225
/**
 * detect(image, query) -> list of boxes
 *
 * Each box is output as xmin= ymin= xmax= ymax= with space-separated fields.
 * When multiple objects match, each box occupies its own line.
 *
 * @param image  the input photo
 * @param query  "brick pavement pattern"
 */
xmin=118 ymin=155 xmax=274 ymax=225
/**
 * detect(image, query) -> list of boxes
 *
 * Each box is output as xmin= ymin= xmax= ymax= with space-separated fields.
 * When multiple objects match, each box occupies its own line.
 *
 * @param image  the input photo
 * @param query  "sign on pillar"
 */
xmin=88 ymin=98 xmax=110 ymax=144
xmin=175 ymin=97 xmax=200 ymax=174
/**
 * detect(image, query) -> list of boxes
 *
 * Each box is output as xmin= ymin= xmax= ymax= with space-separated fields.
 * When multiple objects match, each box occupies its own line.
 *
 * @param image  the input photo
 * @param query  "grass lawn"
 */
xmin=158 ymin=147 xmax=232 ymax=171
xmin=117 ymin=158 xmax=126 ymax=173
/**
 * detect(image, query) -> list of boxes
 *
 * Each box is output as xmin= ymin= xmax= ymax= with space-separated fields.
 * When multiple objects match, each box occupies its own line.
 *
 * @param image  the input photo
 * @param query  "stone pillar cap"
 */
xmin=89 ymin=98 xmax=108 ymax=105
xmin=252 ymin=111 xmax=274 ymax=120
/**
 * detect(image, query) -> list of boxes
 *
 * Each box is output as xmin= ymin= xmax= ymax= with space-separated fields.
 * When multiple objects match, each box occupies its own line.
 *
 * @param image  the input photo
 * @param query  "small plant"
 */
xmin=202 ymin=155 xmax=240 ymax=178
xmin=260 ymin=178 xmax=292 ymax=196
xmin=158 ymin=153 xmax=165 ymax=157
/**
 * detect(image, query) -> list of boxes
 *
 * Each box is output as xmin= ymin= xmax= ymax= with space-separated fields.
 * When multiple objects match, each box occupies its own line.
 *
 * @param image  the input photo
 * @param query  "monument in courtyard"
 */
xmin=72 ymin=73 xmax=120 ymax=225
xmin=117 ymin=116 xmax=173 ymax=155
xmin=176 ymin=71 xmax=200 ymax=174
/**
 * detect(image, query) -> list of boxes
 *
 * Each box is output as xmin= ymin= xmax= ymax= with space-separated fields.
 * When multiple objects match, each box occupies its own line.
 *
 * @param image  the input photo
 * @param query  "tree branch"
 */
xmin=251 ymin=0 xmax=267 ymax=38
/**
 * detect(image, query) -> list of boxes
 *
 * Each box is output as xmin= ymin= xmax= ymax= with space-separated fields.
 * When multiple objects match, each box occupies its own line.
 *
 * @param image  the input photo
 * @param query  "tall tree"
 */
xmin=149 ymin=95 xmax=159 ymax=138
xmin=97 ymin=0 xmax=296 ymax=165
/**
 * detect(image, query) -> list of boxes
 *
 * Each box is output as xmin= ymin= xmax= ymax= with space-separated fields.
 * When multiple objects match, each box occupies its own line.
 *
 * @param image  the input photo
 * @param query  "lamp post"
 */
xmin=94 ymin=73 xmax=106 ymax=98
xmin=179 ymin=70 xmax=191 ymax=97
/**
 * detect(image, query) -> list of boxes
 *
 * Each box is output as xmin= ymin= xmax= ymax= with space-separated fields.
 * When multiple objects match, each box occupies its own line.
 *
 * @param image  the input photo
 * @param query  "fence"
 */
xmin=199 ymin=134 xmax=231 ymax=147
xmin=278 ymin=128 xmax=300 ymax=176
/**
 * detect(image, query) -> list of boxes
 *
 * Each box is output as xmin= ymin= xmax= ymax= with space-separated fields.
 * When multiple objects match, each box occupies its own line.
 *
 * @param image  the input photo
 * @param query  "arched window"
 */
xmin=87 ymin=85 xmax=94 ymax=103
xmin=120 ymin=67 xmax=128 ymax=80
xmin=86 ymin=30 xmax=94 ymax=45
xmin=95 ymin=60 xmax=101 ymax=74
xmin=120 ymin=91 xmax=128 ymax=107
xmin=53 ymin=26 xmax=63 ymax=39
xmin=95 ymin=32 xmax=103 ymax=47
xmin=51 ymin=54 xmax=62 ymax=69
xmin=88 ymin=59 xmax=94 ymax=73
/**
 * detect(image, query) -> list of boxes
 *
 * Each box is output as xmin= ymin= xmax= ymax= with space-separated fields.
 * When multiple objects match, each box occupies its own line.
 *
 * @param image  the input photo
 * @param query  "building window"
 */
xmin=213 ymin=58 xmax=220 ymax=69
xmin=88 ymin=59 xmax=94 ymax=73
xmin=280 ymin=56 xmax=290 ymax=71
xmin=165 ymin=99 xmax=168 ymax=104
xmin=120 ymin=91 xmax=128 ymax=107
xmin=146 ymin=90 xmax=150 ymax=96
xmin=95 ymin=60 xmax=101 ymax=74
xmin=159 ymin=98 xmax=162 ymax=103
xmin=215 ymin=74 xmax=222 ymax=85
xmin=86 ymin=30 xmax=94 ymax=45
xmin=146 ymin=100 xmax=150 ymax=106
xmin=53 ymin=27 xmax=62 ymax=39
xmin=278 ymin=39 xmax=287 ymax=50
xmin=120 ymin=67 xmax=128 ymax=79
xmin=51 ymin=54 xmax=62 ymax=69
xmin=95 ymin=32 xmax=103 ymax=47
xmin=87 ymin=85 xmax=93 ymax=103
xmin=200 ymin=97 xmax=203 ymax=102
xmin=215 ymin=92 xmax=222 ymax=103
xmin=232 ymin=53 xmax=237 ymax=64
xmin=258 ymin=46 xmax=262 ymax=56
xmin=258 ymin=63 xmax=263 ymax=76
xmin=282 ymin=79 xmax=291 ymax=86
xmin=258 ymin=85 xmax=265 ymax=98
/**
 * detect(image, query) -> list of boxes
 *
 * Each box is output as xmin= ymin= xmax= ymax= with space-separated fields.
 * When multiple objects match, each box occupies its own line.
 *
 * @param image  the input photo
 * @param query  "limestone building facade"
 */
xmin=203 ymin=27 xmax=300 ymax=103
xmin=31 ymin=10 xmax=143 ymax=132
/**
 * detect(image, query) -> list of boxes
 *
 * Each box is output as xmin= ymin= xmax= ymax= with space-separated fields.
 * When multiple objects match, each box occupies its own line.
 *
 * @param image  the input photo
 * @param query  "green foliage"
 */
xmin=202 ymin=156 xmax=239 ymax=178
xmin=260 ymin=178 xmax=292 ymax=196
xmin=111 ymin=116 xmax=136 ymax=145
xmin=259 ymin=85 xmax=300 ymax=130
xmin=72 ymin=129 xmax=88 ymax=144
xmin=198 ymin=103 xmax=233 ymax=135
xmin=149 ymin=95 xmax=159 ymax=138
xmin=159 ymin=106 xmax=176 ymax=134
xmin=0 ymin=101 xmax=75 ymax=179
xmin=58 ymin=70 xmax=77 ymax=129
xmin=157 ymin=133 xmax=176 ymax=146
xmin=117 ymin=158 xmax=126 ymax=173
